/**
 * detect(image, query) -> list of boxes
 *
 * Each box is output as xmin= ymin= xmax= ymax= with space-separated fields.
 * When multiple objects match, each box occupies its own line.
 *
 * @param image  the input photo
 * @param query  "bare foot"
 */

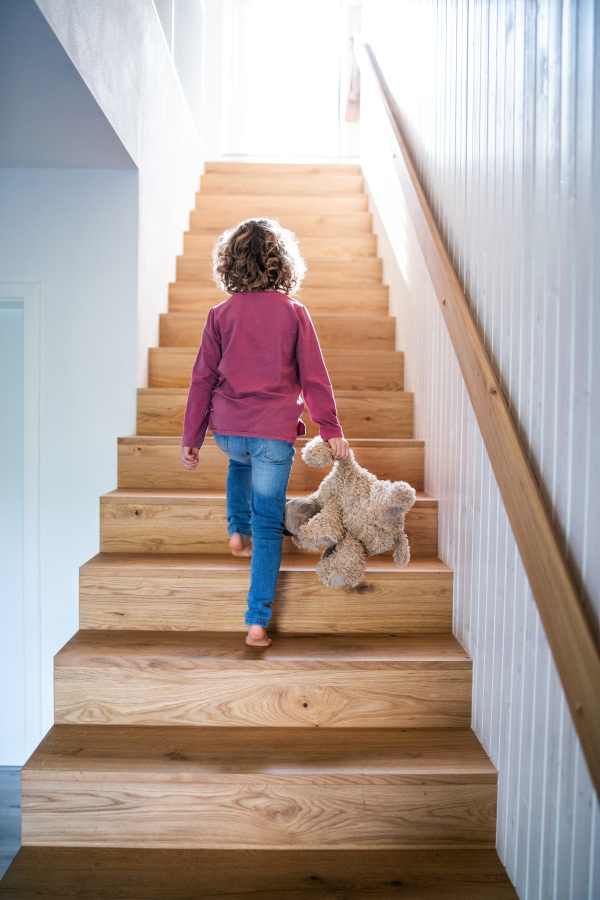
xmin=229 ymin=533 xmax=253 ymax=557
xmin=245 ymin=625 xmax=271 ymax=647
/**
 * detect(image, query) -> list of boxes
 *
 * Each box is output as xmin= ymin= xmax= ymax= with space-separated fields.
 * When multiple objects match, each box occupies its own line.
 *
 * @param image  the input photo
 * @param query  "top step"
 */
xmin=199 ymin=173 xmax=364 ymax=196
xmin=205 ymin=161 xmax=362 ymax=176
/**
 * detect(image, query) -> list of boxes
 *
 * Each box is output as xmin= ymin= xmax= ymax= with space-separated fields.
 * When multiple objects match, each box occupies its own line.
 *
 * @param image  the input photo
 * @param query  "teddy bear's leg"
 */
xmin=317 ymin=534 xmax=367 ymax=589
xmin=297 ymin=499 xmax=344 ymax=551
xmin=393 ymin=532 xmax=411 ymax=569
xmin=380 ymin=481 xmax=417 ymax=522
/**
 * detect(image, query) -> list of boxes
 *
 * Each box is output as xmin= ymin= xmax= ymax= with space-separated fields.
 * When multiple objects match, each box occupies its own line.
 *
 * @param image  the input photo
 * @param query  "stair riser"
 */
xmin=178 ymin=251 xmax=382 ymax=283
xmin=199 ymin=173 xmax=364 ymax=195
xmin=182 ymin=234 xmax=377 ymax=260
xmin=189 ymin=211 xmax=372 ymax=235
xmin=99 ymin=499 xmax=437 ymax=556
xmin=79 ymin=569 xmax=452 ymax=632
xmin=205 ymin=161 xmax=363 ymax=175
xmin=149 ymin=347 xmax=403 ymax=391
xmin=54 ymin=667 xmax=471 ymax=728
xmin=21 ymin=779 xmax=495 ymax=849
xmin=136 ymin=391 xmax=415 ymax=440
xmin=117 ymin=441 xmax=423 ymax=492
xmin=159 ymin=313 xmax=395 ymax=351
xmin=195 ymin=195 xmax=369 ymax=215
xmin=168 ymin=284 xmax=389 ymax=316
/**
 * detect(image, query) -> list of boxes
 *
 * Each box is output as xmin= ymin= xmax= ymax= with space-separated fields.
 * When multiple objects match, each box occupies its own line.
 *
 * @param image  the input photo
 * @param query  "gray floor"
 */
xmin=0 ymin=767 xmax=21 ymax=879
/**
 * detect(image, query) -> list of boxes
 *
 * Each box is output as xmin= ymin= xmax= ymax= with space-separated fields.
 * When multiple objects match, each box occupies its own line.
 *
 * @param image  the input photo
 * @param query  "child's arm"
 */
xmin=181 ymin=308 xmax=221 ymax=459
xmin=295 ymin=306 xmax=348 ymax=455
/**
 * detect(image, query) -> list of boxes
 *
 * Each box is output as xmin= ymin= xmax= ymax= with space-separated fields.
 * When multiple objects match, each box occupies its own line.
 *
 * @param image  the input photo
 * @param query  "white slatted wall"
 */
xmin=360 ymin=1 xmax=599 ymax=897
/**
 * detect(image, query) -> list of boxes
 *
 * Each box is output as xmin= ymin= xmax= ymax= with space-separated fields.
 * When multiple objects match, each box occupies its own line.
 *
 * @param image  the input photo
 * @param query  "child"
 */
xmin=181 ymin=218 xmax=349 ymax=647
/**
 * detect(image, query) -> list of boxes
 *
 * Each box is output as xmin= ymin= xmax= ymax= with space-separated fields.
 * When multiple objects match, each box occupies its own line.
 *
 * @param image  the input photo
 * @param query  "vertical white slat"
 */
xmin=359 ymin=2 xmax=599 ymax=893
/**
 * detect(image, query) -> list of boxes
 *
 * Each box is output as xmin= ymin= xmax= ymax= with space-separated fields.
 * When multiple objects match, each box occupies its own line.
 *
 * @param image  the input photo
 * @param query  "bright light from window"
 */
xmin=227 ymin=0 xmax=343 ymax=157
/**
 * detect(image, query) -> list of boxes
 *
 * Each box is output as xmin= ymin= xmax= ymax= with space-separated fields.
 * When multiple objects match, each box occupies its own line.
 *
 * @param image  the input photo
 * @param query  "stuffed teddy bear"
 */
xmin=284 ymin=436 xmax=417 ymax=588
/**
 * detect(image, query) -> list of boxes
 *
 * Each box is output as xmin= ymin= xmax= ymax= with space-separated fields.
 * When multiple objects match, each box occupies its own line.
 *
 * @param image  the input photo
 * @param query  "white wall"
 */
xmin=0 ymin=169 xmax=138 ymax=760
xmin=34 ymin=0 xmax=204 ymax=387
xmin=361 ymin=1 xmax=599 ymax=898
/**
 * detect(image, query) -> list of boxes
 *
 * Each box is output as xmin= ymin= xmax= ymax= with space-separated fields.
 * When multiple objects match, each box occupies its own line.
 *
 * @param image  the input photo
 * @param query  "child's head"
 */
xmin=212 ymin=217 xmax=306 ymax=295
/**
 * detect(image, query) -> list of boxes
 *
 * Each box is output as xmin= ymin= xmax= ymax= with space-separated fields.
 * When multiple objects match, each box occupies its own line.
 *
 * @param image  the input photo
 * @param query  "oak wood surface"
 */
xmin=136 ymin=389 xmax=415 ymax=440
xmin=199 ymin=173 xmax=364 ymax=196
xmin=168 ymin=284 xmax=389 ymax=316
xmin=98 ymin=489 xmax=437 ymax=556
xmin=0 ymin=846 xmax=519 ymax=898
xmin=357 ymin=38 xmax=600 ymax=798
xmin=149 ymin=347 xmax=403 ymax=391
xmin=159 ymin=312 xmax=395 ymax=350
xmin=189 ymin=210 xmax=373 ymax=235
xmin=79 ymin=552 xmax=451 ymax=632
xmin=178 ymin=251 xmax=382 ymax=283
xmin=205 ymin=161 xmax=363 ymax=175
xmin=79 ymin=552 xmax=452 ymax=632
xmin=195 ymin=194 xmax=369 ymax=215
xmin=23 ymin=725 xmax=490 ymax=776
xmin=182 ymin=234 xmax=377 ymax=260
xmin=53 ymin=631 xmax=471 ymax=728
xmin=117 ymin=436 xmax=422 ymax=491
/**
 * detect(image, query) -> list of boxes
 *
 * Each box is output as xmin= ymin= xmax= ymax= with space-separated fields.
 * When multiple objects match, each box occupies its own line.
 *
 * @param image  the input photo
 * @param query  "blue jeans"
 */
xmin=212 ymin=433 xmax=295 ymax=628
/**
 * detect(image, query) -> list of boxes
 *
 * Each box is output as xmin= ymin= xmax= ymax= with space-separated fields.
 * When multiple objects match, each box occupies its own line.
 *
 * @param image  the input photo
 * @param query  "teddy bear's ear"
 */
xmin=380 ymin=481 xmax=417 ymax=521
xmin=301 ymin=436 xmax=335 ymax=468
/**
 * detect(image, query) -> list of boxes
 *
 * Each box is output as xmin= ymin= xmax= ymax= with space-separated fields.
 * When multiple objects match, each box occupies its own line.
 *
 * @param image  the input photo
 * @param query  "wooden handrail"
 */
xmin=354 ymin=35 xmax=600 ymax=800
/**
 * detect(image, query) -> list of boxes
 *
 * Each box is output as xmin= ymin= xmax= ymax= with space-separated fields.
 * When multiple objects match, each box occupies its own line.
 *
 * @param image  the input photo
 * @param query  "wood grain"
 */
xmin=181 ymin=234 xmax=377 ymax=260
xmin=204 ymin=161 xmax=362 ymax=176
xmin=0 ymin=846 xmax=519 ymax=898
xmin=189 ymin=210 xmax=373 ymax=236
xmin=98 ymin=490 xmax=436 ymax=556
xmin=168 ymin=284 xmax=390 ymax=316
xmin=356 ymin=37 xmax=600 ymax=799
xmin=79 ymin=552 xmax=451 ymax=633
xmin=195 ymin=194 xmax=369 ymax=215
xmin=53 ymin=632 xmax=470 ymax=729
xmin=178 ymin=251 xmax=383 ymax=284
xmin=199 ymin=173 xmax=364 ymax=196
xmin=149 ymin=347 xmax=403 ymax=391
xmin=159 ymin=312 xmax=395 ymax=350
xmin=117 ymin=436 xmax=422 ymax=491
xmin=136 ymin=389 xmax=415 ymax=440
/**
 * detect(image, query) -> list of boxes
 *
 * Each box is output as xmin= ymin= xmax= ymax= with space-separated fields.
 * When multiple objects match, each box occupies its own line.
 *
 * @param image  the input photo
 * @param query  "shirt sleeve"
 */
xmin=181 ymin=307 xmax=222 ymax=449
xmin=295 ymin=305 xmax=344 ymax=441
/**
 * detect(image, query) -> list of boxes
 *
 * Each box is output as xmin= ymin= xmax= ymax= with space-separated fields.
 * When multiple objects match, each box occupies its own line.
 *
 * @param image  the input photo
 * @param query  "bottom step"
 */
xmin=22 ymin=726 xmax=496 ymax=850
xmin=0 ymin=847 xmax=518 ymax=898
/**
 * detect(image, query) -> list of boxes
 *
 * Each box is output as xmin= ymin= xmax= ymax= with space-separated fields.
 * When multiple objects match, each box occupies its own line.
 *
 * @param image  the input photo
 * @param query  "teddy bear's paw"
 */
xmin=316 ymin=557 xmax=355 ymax=589
xmin=393 ymin=534 xmax=411 ymax=569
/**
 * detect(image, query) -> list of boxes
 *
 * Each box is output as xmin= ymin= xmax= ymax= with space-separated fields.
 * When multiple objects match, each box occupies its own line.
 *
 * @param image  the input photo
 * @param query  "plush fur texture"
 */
xmin=284 ymin=437 xmax=417 ymax=588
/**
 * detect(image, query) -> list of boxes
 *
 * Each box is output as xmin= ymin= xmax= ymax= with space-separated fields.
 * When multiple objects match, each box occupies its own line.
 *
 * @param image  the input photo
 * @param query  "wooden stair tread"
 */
xmin=198 ymin=174 xmax=364 ymax=196
xmin=118 ymin=435 xmax=423 ymax=449
xmin=55 ymin=630 xmax=470 ymax=667
xmin=204 ymin=161 xmax=363 ymax=175
xmin=0 ymin=847 xmax=518 ymax=898
xmin=195 ymin=194 xmax=369 ymax=212
xmin=159 ymin=312 xmax=395 ymax=350
xmin=23 ymin=725 xmax=492 ymax=779
xmin=101 ymin=488 xmax=437 ymax=507
xmin=81 ymin=551 xmax=451 ymax=575
xmin=189 ymin=211 xmax=374 ymax=236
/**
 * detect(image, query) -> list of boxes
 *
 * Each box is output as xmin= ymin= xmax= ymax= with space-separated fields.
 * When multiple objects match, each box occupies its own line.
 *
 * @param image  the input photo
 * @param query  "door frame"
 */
xmin=0 ymin=283 xmax=41 ymax=762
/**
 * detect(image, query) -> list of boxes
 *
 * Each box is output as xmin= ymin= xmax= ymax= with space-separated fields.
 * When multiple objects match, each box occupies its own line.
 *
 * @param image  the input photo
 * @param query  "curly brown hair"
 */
xmin=212 ymin=218 xmax=306 ymax=295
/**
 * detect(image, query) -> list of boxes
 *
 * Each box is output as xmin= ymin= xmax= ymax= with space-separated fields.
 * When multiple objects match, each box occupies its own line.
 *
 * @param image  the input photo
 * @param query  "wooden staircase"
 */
xmin=0 ymin=162 xmax=517 ymax=897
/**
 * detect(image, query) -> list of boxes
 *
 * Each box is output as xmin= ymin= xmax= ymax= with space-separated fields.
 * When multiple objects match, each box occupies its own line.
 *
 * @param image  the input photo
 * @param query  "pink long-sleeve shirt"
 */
xmin=181 ymin=291 xmax=343 ymax=450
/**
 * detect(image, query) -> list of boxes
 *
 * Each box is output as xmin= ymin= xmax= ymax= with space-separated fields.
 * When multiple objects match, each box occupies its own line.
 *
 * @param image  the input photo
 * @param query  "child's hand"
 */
xmin=181 ymin=446 xmax=199 ymax=470
xmin=328 ymin=437 xmax=350 ymax=459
